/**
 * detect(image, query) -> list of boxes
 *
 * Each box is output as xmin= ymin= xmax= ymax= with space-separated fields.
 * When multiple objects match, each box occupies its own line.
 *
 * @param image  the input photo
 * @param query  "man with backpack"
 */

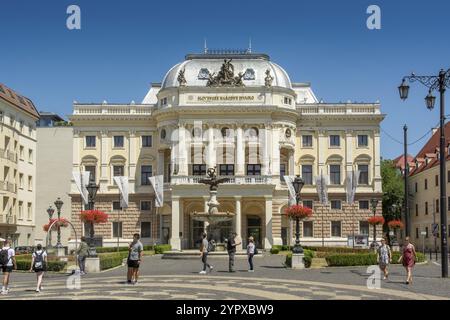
xmin=29 ymin=244 xmax=47 ymax=293
xmin=199 ymin=233 xmax=214 ymax=274
xmin=0 ymin=240 xmax=16 ymax=295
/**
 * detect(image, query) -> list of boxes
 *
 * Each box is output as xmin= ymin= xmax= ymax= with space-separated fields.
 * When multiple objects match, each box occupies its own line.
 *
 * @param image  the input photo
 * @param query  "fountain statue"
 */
xmin=193 ymin=167 xmax=235 ymax=248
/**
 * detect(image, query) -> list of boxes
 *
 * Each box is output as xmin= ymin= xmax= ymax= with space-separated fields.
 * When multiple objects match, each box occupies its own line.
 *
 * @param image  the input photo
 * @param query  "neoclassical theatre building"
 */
xmin=70 ymin=51 xmax=384 ymax=250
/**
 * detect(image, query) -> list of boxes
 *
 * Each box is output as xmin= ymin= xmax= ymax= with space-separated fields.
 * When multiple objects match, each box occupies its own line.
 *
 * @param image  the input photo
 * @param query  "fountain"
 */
xmin=193 ymin=167 xmax=235 ymax=250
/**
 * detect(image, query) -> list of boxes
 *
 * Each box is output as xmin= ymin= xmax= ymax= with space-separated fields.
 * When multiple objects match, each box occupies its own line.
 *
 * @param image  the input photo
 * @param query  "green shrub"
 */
xmin=270 ymin=247 xmax=280 ymax=254
xmin=95 ymin=247 xmax=129 ymax=254
xmin=15 ymin=259 xmax=67 ymax=272
xmin=284 ymin=249 xmax=314 ymax=268
xmin=325 ymin=252 xmax=426 ymax=267
xmin=304 ymin=246 xmax=371 ymax=254
xmin=154 ymin=244 xmax=171 ymax=254
xmin=99 ymin=252 xmax=129 ymax=270
xmin=281 ymin=245 xmax=292 ymax=251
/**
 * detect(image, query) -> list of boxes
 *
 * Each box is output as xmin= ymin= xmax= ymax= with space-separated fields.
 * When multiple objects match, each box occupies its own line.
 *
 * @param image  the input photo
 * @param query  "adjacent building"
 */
xmin=0 ymin=83 xmax=39 ymax=246
xmin=69 ymin=50 xmax=384 ymax=250
xmin=407 ymin=123 xmax=450 ymax=252
xmin=35 ymin=113 xmax=73 ymax=245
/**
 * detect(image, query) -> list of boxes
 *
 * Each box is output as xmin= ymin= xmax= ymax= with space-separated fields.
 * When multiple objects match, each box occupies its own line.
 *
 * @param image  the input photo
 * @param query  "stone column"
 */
xmin=128 ymin=131 xmax=136 ymax=188
xmin=264 ymin=196 xmax=273 ymax=249
xmin=235 ymin=196 xmax=242 ymax=249
xmin=236 ymin=126 xmax=245 ymax=176
xmin=373 ymin=130 xmax=382 ymax=192
xmin=261 ymin=127 xmax=270 ymax=176
xmin=318 ymin=130 xmax=326 ymax=177
xmin=289 ymin=150 xmax=295 ymax=176
xmin=178 ymin=124 xmax=188 ymax=176
xmin=207 ymin=126 xmax=216 ymax=169
xmin=170 ymin=196 xmax=181 ymax=250
xmin=271 ymin=127 xmax=280 ymax=176
xmin=100 ymin=130 xmax=109 ymax=192
xmin=157 ymin=150 xmax=165 ymax=176
xmin=345 ymin=130 xmax=354 ymax=175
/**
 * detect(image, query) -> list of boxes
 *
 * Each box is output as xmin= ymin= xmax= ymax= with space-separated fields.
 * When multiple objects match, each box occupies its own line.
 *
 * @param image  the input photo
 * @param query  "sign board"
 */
xmin=347 ymin=235 xmax=369 ymax=248
xmin=420 ymin=231 xmax=427 ymax=236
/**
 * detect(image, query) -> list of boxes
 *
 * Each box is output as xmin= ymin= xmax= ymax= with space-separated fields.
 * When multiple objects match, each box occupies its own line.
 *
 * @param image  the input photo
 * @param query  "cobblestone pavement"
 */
xmin=1 ymin=255 xmax=449 ymax=300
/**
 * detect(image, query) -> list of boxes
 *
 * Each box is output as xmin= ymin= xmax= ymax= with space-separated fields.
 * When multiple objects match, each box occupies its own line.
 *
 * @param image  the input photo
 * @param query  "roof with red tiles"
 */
xmin=393 ymin=154 xmax=414 ymax=170
xmin=0 ymin=83 xmax=40 ymax=119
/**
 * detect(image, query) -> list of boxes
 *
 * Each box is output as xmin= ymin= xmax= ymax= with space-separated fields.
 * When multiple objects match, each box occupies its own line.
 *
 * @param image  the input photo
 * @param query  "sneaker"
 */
xmin=35 ymin=289 xmax=40 ymax=293
xmin=1 ymin=290 xmax=7 ymax=295
xmin=248 ymin=270 xmax=254 ymax=273
xmin=80 ymin=271 xmax=86 ymax=275
xmin=199 ymin=271 xmax=207 ymax=275
xmin=127 ymin=280 xmax=132 ymax=284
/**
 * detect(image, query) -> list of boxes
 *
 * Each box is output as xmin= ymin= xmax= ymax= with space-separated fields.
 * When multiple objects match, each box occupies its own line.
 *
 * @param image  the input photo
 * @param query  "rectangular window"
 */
xmin=359 ymin=221 xmax=369 ymax=235
xmin=112 ymin=222 xmax=123 ymax=238
xmin=27 ymin=203 xmax=32 ymax=220
xmin=436 ymin=199 xmax=440 ymax=213
xmin=331 ymin=200 xmax=342 ymax=210
xmin=85 ymin=136 xmax=96 ymax=148
xmin=85 ymin=166 xmax=96 ymax=182
xmin=358 ymin=135 xmax=368 ymax=147
xmin=416 ymin=203 xmax=419 ymax=216
xmin=436 ymin=175 xmax=439 ymax=187
xmin=247 ymin=164 xmax=261 ymax=176
xmin=112 ymin=201 xmax=121 ymax=210
xmin=141 ymin=222 xmax=151 ymax=238
xmin=142 ymin=136 xmax=153 ymax=148
xmin=415 ymin=182 xmax=418 ymax=193
xmin=280 ymin=164 xmax=286 ymax=182
xmin=302 ymin=135 xmax=313 ymax=147
xmin=28 ymin=149 xmax=33 ymax=163
xmin=415 ymin=228 xmax=419 ymax=239
xmin=448 ymin=170 xmax=450 ymax=183
xmin=19 ymin=146 xmax=24 ymax=160
xmin=330 ymin=135 xmax=340 ymax=147
xmin=18 ymin=201 xmax=23 ymax=219
xmin=302 ymin=165 xmax=313 ymax=185
xmin=425 ymin=202 xmax=428 ymax=215
xmin=359 ymin=200 xmax=369 ymax=210
xmin=358 ymin=165 xmax=369 ymax=185
xmin=28 ymin=176 xmax=32 ymax=191
xmin=219 ymin=164 xmax=234 ymax=176
xmin=330 ymin=165 xmax=341 ymax=185
xmin=424 ymin=179 xmax=428 ymax=190
xmin=141 ymin=165 xmax=152 ymax=185
xmin=425 ymin=227 xmax=429 ymax=238
xmin=302 ymin=200 xmax=313 ymax=209
xmin=141 ymin=201 xmax=152 ymax=211
xmin=113 ymin=166 xmax=124 ymax=177
xmin=193 ymin=164 xmax=207 ymax=176
xmin=303 ymin=221 xmax=313 ymax=237
xmin=19 ymin=174 xmax=24 ymax=189
xmin=331 ymin=221 xmax=342 ymax=237
xmin=448 ymin=197 xmax=450 ymax=211
xmin=114 ymin=136 xmax=124 ymax=148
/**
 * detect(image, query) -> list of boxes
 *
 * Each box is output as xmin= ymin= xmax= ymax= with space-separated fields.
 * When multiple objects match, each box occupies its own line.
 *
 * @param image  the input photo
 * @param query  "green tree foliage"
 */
xmin=381 ymin=159 xmax=404 ymax=222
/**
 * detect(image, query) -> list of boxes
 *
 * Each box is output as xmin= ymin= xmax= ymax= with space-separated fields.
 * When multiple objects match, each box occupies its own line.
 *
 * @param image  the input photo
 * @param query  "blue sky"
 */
xmin=1 ymin=0 xmax=449 ymax=159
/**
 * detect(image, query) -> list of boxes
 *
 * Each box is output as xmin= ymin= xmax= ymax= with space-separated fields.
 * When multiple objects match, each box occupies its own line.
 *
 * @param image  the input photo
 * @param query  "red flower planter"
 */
xmin=367 ymin=216 xmax=385 ymax=226
xmin=80 ymin=210 xmax=109 ymax=224
xmin=388 ymin=219 xmax=404 ymax=230
xmin=43 ymin=218 xmax=69 ymax=232
xmin=284 ymin=205 xmax=313 ymax=220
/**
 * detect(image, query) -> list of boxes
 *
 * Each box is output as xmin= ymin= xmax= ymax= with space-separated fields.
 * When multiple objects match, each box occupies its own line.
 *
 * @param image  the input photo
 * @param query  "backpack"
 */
xmin=0 ymin=249 xmax=9 ymax=266
xmin=34 ymin=251 xmax=45 ymax=269
xmin=207 ymin=241 xmax=215 ymax=252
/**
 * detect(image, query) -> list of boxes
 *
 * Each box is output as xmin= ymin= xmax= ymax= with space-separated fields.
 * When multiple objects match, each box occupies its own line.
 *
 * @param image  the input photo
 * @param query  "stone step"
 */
xmin=310 ymin=258 xmax=328 ymax=269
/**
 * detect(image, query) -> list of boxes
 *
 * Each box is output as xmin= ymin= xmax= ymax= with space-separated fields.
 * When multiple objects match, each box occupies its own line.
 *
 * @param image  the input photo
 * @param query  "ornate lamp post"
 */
xmin=292 ymin=176 xmax=305 ymax=254
xmin=370 ymin=199 xmax=379 ymax=249
xmin=399 ymin=69 xmax=450 ymax=278
xmin=54 ymin=198 xmax=64 ymax=248
xmin=46 ymin=205 xmax=55 ymax=247
xmin=86 ymin=174 xmax=99 ymax=256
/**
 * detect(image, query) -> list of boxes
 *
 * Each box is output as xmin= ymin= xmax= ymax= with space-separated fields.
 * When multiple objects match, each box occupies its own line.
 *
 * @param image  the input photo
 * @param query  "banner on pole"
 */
xmin=113 ymin=176 xmax=129 ymax=209
xmin=149 ymin=175 xmax=164 ymax=208
xmin=346 ymin=170 xmax=360 ymax=204
xmin=284 ymin=176 xmax=297 ymax=206
xmin=316 ymin=173 xmax=329 ymax=205
xmin=72 ymin=171 xmax=90 ymax=205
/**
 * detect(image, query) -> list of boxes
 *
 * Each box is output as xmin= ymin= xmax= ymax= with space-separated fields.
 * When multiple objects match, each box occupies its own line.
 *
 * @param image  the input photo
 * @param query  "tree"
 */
xmin=381 ymin=159 xmax=404 ymax=224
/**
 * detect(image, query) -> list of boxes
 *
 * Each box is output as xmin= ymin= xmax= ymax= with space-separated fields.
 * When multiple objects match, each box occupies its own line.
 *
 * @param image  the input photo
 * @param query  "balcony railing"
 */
xmin=73 ymin=104 xmax=153 ymax=116
xmin=298 ymin=104 xmax=381 ymax=115
xmin=0 ymin=181 xmax=16 ymax=193
xmin=0 ymin=149 xmax=17 ymax=163
xmin=170 ymin=175 xmax=273 ymax=185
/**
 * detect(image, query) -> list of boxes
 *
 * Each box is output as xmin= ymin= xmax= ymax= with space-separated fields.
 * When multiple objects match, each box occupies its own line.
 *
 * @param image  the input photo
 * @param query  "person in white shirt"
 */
xmin=29 ymin=244 xmax=48 ymax=292
xmin=0 ymin=240 xmax=16 ymax=295
xmin=247 ymin=237 xmax=255 ymax=272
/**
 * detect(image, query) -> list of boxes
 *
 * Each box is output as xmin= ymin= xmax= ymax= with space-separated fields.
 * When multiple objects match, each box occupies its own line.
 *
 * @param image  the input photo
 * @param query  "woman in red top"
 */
xmin=398 ymin=237 xmax=416 ymax=284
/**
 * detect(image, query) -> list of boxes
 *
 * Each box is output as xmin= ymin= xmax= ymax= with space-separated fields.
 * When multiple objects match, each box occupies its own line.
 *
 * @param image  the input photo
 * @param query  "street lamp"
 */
xmin=54 ymin=198 xmax=63 ymax=248
xmin=292 ymin=176 xmax=305 ymax=254
xmin=399 ymin=69 xmax=450 ymax=278
xmin=370 ymin=199 xmax=379 ymax=249
xmin=86 ymin=174 xmax=99 ymax=256
xmin=46 ymin=205 xmax=55 ymax=247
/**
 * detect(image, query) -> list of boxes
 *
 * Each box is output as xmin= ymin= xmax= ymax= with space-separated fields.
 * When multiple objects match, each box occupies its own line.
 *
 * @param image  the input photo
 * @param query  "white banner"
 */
xmin=345 ymin=170 xmax=360 ymax=204
xmin=284 ymin=176 xmax=297 ymax=206
xmin=113 ymin=176 xmax=129 ymax=209
xmin=149 ymin=175 xmax=164 ymax=208
xmin=315 ymin=173 xmax=329 ymax=205
xmin=72 ymin=171 xmax=90 ymax=205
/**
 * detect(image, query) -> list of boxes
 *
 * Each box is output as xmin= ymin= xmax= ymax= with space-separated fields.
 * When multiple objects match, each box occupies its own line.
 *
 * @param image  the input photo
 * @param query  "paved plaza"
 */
xmin=1 ymin=255 xmax=449 ymax=300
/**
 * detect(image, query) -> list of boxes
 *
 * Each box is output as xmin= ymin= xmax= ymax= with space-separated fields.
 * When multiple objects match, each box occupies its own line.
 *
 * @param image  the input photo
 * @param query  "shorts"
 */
xmin=127 ymin=260 xmax=140 ymax=269
xmin=2 ymin=266 xmax=13 ymax=273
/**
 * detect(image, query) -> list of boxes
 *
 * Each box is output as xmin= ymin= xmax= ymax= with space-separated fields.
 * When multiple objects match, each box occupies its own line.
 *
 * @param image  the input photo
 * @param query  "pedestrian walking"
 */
xmin=398 ymin=236 xmax=416 ymax=284
xmin=377 ymin=237 xmax=392 ymax=280
xmin=227 ymin=232 xmax=237 ymax=272
xmin=199 ymin=233 xmax=213 ymax=274
xmin=247 ymin=236 xmax=255 ymax=272
xmin=127 ymin=233 xmax=143 ymax=285
xmin=0 ymin=240 xmax=16 ymax=295
xmin=76 ymin=237 xmax=89 ymax=275
xmin=29 ymin=244 xmax=47 ymax=292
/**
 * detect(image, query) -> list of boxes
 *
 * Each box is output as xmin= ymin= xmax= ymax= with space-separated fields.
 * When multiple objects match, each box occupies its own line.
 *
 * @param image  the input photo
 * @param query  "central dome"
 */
xmin=161 ymin=53 xmax=292 ymax=89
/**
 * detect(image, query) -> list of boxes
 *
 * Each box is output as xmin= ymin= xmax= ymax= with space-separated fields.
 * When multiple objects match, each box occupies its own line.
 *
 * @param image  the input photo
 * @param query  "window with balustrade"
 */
xmin=219 ymin=164 xmax=234 ymax=176
xmin=246 ymin=164 xmax=261 ymax=176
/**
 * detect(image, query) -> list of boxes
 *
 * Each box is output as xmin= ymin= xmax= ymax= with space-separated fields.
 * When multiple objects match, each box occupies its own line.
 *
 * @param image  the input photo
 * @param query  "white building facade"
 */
xmin=70 ymin=52 xmax=384 ymax=250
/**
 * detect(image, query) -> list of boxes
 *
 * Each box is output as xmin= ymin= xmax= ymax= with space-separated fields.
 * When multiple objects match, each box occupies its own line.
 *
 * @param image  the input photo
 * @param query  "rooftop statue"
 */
xmin=265 ymin=69 xmax=274 ymax=88
xmin=177 ymin=69 xmax=187 ymax=87
xmin=206 ymin=59 xmax=245 ymax=87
